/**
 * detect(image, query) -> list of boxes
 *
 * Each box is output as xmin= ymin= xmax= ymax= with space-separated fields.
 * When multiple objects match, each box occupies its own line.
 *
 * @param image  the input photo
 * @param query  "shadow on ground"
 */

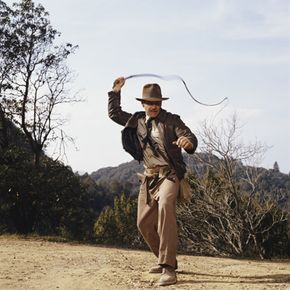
xmin=177 ymin=270 xmax=290 ymax=285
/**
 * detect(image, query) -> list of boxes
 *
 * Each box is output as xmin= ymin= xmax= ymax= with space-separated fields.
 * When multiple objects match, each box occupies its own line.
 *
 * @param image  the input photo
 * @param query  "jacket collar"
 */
xmin=155 ymin=109 xmax=167 ymax=123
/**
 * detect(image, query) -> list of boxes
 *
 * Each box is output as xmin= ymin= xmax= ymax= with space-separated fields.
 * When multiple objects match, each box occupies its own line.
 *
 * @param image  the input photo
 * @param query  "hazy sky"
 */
xmin=5 ymin=0 xmax=290 ymax=173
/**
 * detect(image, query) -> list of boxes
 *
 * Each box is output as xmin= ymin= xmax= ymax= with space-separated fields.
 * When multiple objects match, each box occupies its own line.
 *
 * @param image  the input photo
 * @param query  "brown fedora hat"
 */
xmin=136 ymin=83 xmax=169 ymax=102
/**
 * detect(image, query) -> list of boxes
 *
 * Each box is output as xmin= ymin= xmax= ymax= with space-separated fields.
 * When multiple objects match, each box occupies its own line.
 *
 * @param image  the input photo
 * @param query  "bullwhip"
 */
xmin=125 ymin=73 xmax=228 ymax=107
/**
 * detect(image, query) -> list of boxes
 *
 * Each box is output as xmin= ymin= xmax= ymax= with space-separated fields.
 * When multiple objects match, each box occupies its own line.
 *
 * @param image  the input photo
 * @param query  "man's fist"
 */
xmin=112 ymin=77 xmax=125 ymax=93
xmin=173 ymin=136 xmax=193 ymax=150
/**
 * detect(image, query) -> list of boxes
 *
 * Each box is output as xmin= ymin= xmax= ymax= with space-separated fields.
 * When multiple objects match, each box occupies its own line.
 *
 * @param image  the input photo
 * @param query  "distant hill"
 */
xmin=90 ymin=153 xmax=290 ymax=207
xmin=90 ymin=152 xmax=216 ymax=186
xmin=90 ymin=152 xmax=238 ymax=187
xmin=91 ymin=161 xmax=143 ymax=186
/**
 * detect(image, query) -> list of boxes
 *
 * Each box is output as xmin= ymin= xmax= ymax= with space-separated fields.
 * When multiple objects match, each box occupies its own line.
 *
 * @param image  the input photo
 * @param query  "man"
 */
xmin=108 ymin=76 xmax=197 ymax=286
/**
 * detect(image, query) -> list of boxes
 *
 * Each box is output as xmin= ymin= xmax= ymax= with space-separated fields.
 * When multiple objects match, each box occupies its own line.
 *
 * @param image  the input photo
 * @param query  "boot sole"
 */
xmin=158 ymin=279 xmax=177 ymax=286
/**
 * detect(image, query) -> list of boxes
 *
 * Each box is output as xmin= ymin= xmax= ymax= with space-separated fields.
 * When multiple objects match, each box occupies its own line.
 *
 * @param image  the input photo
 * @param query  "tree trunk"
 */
xmin=34 ymin=150 xmax=40 ymax=168
xmin=0 ymin=104 xmax=8 ymax=150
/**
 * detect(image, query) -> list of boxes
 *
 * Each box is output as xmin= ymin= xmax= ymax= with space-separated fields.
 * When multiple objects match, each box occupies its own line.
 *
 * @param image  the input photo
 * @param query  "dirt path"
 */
xmin=0 ymin=235 xmax=289 ymax=290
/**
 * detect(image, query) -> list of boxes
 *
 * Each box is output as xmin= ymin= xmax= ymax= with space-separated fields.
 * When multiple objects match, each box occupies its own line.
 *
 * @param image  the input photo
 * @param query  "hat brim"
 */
xmin=136 ymin=97 xmax=169 ymax=101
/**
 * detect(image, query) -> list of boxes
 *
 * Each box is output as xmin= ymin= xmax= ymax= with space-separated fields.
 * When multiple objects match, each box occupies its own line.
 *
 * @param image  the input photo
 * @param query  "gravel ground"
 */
xmin=0 ymin=235 xmax=290 ymax=290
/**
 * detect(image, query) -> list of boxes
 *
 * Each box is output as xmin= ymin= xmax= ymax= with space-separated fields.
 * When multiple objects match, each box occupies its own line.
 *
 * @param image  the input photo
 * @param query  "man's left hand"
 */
xmin=173 ymin=136 xmax=193 ymax=150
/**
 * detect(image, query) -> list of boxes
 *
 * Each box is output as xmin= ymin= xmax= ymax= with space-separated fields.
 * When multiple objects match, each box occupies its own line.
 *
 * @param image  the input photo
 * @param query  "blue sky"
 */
xmin=5 ymin=0 xmax=290 ymax=173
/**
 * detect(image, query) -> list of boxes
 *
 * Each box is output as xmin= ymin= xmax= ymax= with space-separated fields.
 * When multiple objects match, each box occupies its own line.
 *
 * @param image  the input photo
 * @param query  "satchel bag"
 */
xmin=121 ymin=126 xmax=143 ymax=162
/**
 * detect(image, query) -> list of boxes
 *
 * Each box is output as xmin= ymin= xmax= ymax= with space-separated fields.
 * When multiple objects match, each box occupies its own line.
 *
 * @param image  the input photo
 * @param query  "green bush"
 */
xmin=94 ymin=193 xmax=145 ymax=248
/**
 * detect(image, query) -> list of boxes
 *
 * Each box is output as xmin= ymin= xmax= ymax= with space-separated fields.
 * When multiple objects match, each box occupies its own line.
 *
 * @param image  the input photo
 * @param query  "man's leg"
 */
xmin=137 ymin=186 xmax=160 ymax=258
xmin=156 ymin=176 xmax=179 ymax=286
xmin=157 ymin=176 xmax=179 ymax=268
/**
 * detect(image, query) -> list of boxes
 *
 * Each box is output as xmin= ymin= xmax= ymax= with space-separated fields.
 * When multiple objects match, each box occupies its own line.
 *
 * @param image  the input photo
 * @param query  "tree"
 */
xmin=273 ymin=161 xmax=280 ymax=172
xmin=0 ymin=105 xmax=8 ymax=149
xmin=0 ymin=1 xmax=14 ymax=94
xmin=0 ymin=1 xmax=13 ymax=150
xmin=0 ymin=146 xmax=95 ymax=239
xmin=177 ymin=114 xmax=288 ymax=258
xmin=0 ymin=0 xmax=79 ymax=166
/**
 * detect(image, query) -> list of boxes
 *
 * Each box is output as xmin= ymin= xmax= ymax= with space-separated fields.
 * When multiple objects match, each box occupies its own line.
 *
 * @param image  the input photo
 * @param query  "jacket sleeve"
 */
xmin=174 ymin=116 xmax=198 ymax=154
xmin=108 ymin=91 xmax=132 ymax=126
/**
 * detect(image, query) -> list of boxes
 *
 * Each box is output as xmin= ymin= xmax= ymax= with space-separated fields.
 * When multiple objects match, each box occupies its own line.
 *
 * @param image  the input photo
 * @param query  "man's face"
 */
xmin=142 ymin=101 xmax=162 ymax=118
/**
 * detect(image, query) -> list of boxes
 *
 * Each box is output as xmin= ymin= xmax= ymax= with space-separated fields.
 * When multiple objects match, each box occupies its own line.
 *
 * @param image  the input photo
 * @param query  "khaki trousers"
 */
xmin=137 ymin=175 xmax=179 ymax=268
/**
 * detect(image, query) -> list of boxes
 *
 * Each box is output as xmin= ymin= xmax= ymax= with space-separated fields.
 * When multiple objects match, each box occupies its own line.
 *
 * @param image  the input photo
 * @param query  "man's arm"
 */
xmin=108 ymin=77 xmax=132 ymax=126
xmin=173 ymin=116 xmax=198 ymax=154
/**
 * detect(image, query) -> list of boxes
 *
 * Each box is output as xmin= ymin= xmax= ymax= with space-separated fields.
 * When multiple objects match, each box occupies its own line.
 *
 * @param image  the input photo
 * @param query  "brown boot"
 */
xmin=149 ymin=260 xmax=178 ymax=274
xmin=158 ymin=267 xmax=177 ymax=286
xmin=149 ymin=265 xmax=163 ymax=273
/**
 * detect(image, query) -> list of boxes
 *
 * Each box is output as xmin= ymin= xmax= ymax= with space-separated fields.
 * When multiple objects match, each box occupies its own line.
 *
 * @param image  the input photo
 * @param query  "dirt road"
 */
xmin=0 ymin=235 xmax=289 ymax=290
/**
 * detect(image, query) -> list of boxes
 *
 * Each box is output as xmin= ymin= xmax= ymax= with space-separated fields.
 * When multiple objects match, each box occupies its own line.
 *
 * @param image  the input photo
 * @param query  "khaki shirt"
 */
xmin=142 ymin=118 xmax=169 ymax=169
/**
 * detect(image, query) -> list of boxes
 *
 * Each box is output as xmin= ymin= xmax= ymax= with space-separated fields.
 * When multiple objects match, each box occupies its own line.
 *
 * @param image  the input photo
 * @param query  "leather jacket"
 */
xmin=108 ymin=91 xmax=198 ymax=180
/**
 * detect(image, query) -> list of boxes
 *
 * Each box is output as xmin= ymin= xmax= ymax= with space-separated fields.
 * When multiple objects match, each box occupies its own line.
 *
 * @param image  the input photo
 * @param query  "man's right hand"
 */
xmin=112 ymin=77 xmax=125 ymax=93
